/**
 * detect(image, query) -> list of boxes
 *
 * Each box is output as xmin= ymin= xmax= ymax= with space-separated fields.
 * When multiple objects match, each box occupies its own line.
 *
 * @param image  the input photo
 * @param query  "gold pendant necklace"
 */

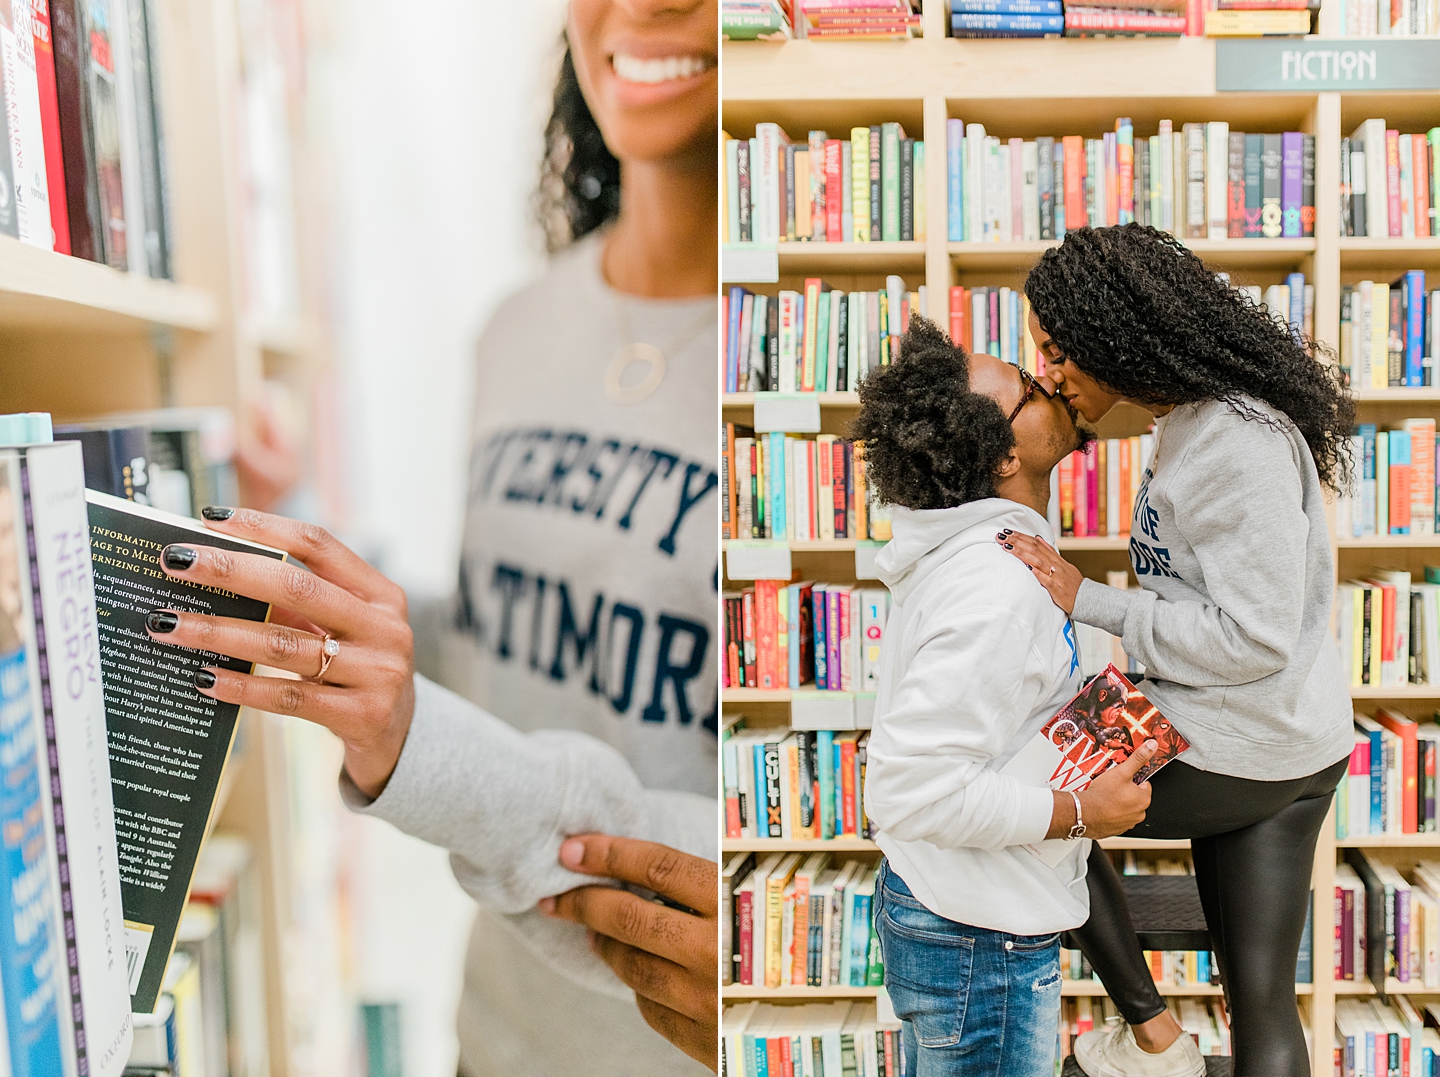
xmin=606 ymin=299 xmax=713 ymax=407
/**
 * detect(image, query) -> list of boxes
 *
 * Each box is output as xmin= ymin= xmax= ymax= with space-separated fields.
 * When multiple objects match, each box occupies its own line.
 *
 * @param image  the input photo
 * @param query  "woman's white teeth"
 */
xmin=612 ymin=54 xmax=710 ymax=84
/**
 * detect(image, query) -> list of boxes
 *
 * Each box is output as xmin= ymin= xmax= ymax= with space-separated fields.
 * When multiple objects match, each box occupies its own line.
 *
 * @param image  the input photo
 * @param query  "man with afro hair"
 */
xmin=858 ymin=317 xmax=1165 ymax=1077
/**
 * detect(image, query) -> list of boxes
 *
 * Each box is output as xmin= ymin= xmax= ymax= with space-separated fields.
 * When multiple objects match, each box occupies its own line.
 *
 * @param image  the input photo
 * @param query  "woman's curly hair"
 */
xmin=1024 ymin=224 xmax=1354 ymax=492
xmin=536 ymin=39 xmax=622 ymax=253
xmin=852 ymin=317 xmax=1017 ymax=510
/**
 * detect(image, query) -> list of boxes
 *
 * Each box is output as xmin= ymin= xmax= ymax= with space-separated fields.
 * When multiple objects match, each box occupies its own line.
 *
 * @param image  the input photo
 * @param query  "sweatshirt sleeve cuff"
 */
xmin=1072 ymin=578 xmax=1135 ymax=638
xmin=1012 ymin=783 xmax=1057 ymax=845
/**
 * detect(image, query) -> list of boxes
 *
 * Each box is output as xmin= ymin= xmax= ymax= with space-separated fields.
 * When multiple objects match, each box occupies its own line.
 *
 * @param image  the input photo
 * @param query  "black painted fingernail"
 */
xmin=163 ymin=545 xmax=197 ymax=570
xmin=146 ymin=610 xmax=178 ymax=634
xmin=194 ymin=669 xmax=217 ymax=690
xmin=201 ymin=506 xmax=234 ymax=521
xmin=1003 ymin=529 xmax=1013 ymax=535
xmin=1004 ymin=543 xmax=1014 ymax=549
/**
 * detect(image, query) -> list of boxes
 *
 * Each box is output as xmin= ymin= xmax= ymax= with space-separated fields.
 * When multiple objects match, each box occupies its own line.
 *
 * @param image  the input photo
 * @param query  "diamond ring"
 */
xmin=317 ymin=635 xmax=339 ymax=679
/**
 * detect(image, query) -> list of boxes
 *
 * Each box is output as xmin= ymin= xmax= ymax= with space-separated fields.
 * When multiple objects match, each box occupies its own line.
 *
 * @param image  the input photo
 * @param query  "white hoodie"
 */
xmin=866 ymin=498 xmax=1090 ymax=936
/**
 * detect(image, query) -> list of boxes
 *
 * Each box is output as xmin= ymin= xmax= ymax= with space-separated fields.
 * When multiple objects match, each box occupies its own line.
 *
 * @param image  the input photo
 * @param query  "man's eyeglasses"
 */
xmin=1007 ymin=367 xmax=1055 ymax=425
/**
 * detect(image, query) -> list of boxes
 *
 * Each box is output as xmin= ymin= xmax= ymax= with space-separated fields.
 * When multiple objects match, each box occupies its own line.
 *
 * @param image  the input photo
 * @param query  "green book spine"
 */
xmin=816 ymin=730 xmax=836 ymax=839
xmin=814 ymin=288 xmax=831 ymax=393
xmin=882 ymin=122 xmax=902 ymax=242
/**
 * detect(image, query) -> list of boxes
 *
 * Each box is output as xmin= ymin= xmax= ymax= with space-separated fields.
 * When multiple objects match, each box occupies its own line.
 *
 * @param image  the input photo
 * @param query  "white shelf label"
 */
xmin=722 ymin=243 xmax=779 ymax=283
xmin=791 ymin=690 xmax=856 ymax=730
xmin=726 ymin=541 xmax=792 ymax=581
xmin=854 ymin=540 xmax=887 ymax=580
xmin=753 ymin=393 xmax=822 ymax=433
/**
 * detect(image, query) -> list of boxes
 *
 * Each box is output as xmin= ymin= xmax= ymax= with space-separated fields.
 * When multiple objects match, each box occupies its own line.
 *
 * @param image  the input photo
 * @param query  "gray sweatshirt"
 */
xmin=1071 ymin=395 xmax=1352 ymax=781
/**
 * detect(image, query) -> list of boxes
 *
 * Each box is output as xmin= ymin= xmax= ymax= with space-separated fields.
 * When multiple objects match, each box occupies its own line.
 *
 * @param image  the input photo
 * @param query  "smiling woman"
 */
xmin=138 ymin=1 xmax=721 ymax=1075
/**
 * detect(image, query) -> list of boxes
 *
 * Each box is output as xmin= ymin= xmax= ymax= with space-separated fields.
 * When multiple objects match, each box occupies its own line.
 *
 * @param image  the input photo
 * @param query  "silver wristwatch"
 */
xmin=1066 ymin=790 xmax=1087 ymax=840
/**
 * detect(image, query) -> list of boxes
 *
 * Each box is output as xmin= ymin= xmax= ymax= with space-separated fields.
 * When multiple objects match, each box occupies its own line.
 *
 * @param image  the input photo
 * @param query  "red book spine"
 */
xmin=1066 ymin=8 xmax=1187 ymax=29
xmin=725 ymin=789 xmax=740 ymax=838
xmin=825 ymin=139 xmax=843 ymax=241
xmin=1387 ymin=130 xmax=1403 ymax=237
xmin=1382 ymin=585 xmax=1396 ymax=664
xmin=48 ymin=0 xmax=97 ymax=261
xmin=1063 ymin=135 xmax=1085 ymax=231
xmin=1391 ymin=463 xmax=1412 ymax=533
xmin=1377 ymin=710 xmax=1419 ymax=834
xmin=737 ymin=889 xmax=754 ymax=984
xmin=779 ymin=1034 xmax=792 ymax=1075
xmin=1185 ymin=0 xmax=1205 ymax=34
xmin=840 ymin=740 xmax=857 ymax=835
xmin=30 ymin=0 xmax=67 ymax=253
xmin=832 ymin=441 xmax=847 ymax=538
xmin=949 ymin=285 xmax=963 ymax=344
xmin=1087 ymin=450 xmax=1100 ymax=536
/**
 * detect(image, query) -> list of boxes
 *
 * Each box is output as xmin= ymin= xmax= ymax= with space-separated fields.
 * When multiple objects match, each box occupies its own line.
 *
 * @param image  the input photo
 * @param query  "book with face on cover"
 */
xmin=999 ymin=665 xmax=1190 ymax=865
xmin=85 ymin=490 xmax=285 ymax=1012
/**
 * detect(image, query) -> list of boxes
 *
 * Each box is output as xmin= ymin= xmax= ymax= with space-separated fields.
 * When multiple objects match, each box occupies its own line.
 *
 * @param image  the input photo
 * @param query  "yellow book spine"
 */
xmin=803 ymin=281 xmax=821 ymax=390
xmin=852 ymin=127 xmax=870 ymax=242
xmin=1372 ymin=283 xmax=1390 ymax=389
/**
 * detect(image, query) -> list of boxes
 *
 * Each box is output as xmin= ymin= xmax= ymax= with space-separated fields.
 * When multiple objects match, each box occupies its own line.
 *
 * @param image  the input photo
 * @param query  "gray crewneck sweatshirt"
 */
xmin=1071 ymin=395 xmax=1351 ymax=781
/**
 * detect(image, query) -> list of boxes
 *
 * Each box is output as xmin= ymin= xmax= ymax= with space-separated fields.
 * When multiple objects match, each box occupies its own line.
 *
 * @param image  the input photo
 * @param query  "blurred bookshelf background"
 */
xmin=0 ymin=0 xmax=571 ymax=1074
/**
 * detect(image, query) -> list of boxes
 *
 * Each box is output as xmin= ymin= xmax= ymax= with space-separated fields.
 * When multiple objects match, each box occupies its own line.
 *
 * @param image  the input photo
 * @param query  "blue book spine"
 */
xmin=769 ymin=432 xmax=786 ymax=540
xmin=950 ymin=21 xmax=1064 ymax=35
xmin=1361 ymin=423 xmax=1377 ymax=537
xmin=834 ymin=742 xmax=843 ymax=828
xmin=812 ymin=585 xmax=827 ymax=687
xmin=1295 ymin=897 xmax=1313 ymax=982
xmin=1286 ymin=272 xmax=1306 ymax=334
xmin=1053 ymin=142 xmax=1066 ymax=241
xmin=1406 ymin=270 xmax=1426 ymax=387
xmin=727 ymin=287 xmax=747 ymax=393
xmin=753 ymin=743 xmax=767 ymax=830
xmin=0 ymin=646 xmax=66 ymax=1077
xmin=849 ymin=892 xmax=872 ymax=985
xmin=817 ymin=730 xmax=835 ymax=839
xmin=951 ymin=12 xmax=1064 ymax=30
xmin=1393 ymin=430 xmax=1412 ymax=534
xmin=1117 ymin=120 xmax=1134 ymax=225
xmin=1008 ymin=291 xmax=1021 ymax=366
xmin=947 ymin=119 xmax=964 ymax=242
xmin=953 ymin=0 xmax=1063 ymax=10
xmin=1369 ymin=727 xmax=1384 ymax=832
xmin=750 ymin=1034 xmax=767 ymax=1077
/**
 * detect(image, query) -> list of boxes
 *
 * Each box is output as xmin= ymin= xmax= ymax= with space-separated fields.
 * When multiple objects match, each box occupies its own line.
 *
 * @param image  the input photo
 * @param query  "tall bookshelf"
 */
xmin=722 ymin=14 xmax=1440 ymax=1074
xmin=0 ymin=1 xmax=339 ymax=1073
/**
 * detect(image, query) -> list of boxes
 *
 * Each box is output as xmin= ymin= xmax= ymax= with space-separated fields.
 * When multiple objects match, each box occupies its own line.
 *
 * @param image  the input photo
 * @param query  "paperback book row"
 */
xmin=0 ymin=0 xmax=170 ymax=275
xmin=722 ymin=277 xmax=925 ymax=394
xmin=1340 ymin=275 xmax=1436 ymax=389
xmin=1053 ymin=435 xmax=1156 ymax=539
xmin=721 ymin=1002 xmax=905 ymax=1077
xmin=722 ymin=852 xmax=884 ymax=989
xmin=1337 ymin=0 xmax=1440 ymax=40
xmin=722 ymin=426 xmax=893 ymax=542
xmin=723 ymin=581 xmax=889 ymax=694
xmin=1335 ymin=999 xmax=1440 ymax=1077
xmin=952 ymin=0 xmax=1315 ymax=38
xmin=1335 ymin=423 xmax=1439 ymax=539
xmin=1334 ymin=574 xmax=1440 ymax=691
xmin=721 ymin=0 xmax=921 ymax=40
xmin=0 ymin=413 xmax=279 ymax=1077
xmin=1061 ymin=998 xmax=1234 ymax=1067
xmin=1337 ymin=711 xmax=1440 ymax=837
xmin=723 ymin=123 xmax=928 ymax=245
xmin=723 ymin=725 xmax=874 ymax=840
xmin=1333 ymin=851 xmax=1440 ymax=989
xmin=1340 ymin=124 xmax=1440 ymax=239
xmin=945 ymin=119 xmax=1317 ymax=243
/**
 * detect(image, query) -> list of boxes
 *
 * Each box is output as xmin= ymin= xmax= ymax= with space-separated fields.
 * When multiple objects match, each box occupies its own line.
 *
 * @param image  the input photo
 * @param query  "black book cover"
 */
xmin=127 ymin=0 xmax=170 ymax=278
xmin=1037 ymin=136 xmax=1054 ymax=240
xmin=868 ymin=126 xmax=881 ymax=241
xmin=86 ymin=492 xmax=284 ymax=1011
xmin=784 ymin=143 xmax=796 ymax=242
xmin=55 ymin=425 xmax=152 ymax=501
xmin=1340 ymin=137 xmax=1353 ymax=238
xmin=1351 ymin=145 xmax=1367 ymax=238
xmin=834 ymin=292 xmax=848 ymax=392
xmin=766 ymin=293 xmax=779 ymax=391
xmin=1260 ymin=133 xmax=1283 ymax=239
xmin=736 ymin=139 xmax=751 ymax=243
xmin=49 ymin=0 xmax=102 ymax=260
xmin=899 ymin=139 xmax=914 ymax=242
xmin=1342 ymin=847 xmax=1390 ymax=998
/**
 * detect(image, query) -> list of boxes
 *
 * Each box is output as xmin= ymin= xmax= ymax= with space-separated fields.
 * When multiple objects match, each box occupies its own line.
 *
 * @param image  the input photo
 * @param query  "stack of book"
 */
xmin=722 ymin=0 xmax=796 ymax=39
xmin=945 ymin=119 xmax=1316 ymax=242
xmin=1335 ymin=999 xmax=1440 ymax=1076
xmin=1334 ymin=856 xmax=1440 ymax=989
xmin=1061 ymin=998 xmax=1234 ymax=1064
xmin=722 ymin=426 xmax=892 ymax=542
xmin=1341 ymin=124 xmax=1439 ymax=239
xmin=0 ymin=0 xmax=171 ymax=275
xmin=1338 ymin=712 xmax=1440 ymax=837
xmin=723 ymin=123 xmax=927 ymax=245
xmin=1337 ymin=0 xmax=1440 ymax=34
xmin=1335 ymin=576 xmax=1440 ymax=690
xmin=1062 ymin=0 xmax=1188 ymax=38
xmin=723 ymin=582 xmax=890 ymax=692
xmin=723 ymin=727 xmax=873 ymax=839
xmin=1204 ymin=1 xmax=1315 ymax=35
xmin=722 ymin=1002 xmax=902 ymax=1077
xmin=1337 ymin=423 xmax=1438 ymax=539
xmin=722 ymin=277 xmax=924 ymax=393
xmin=798 ymin=0 xmax=921 ymax=38
xmin=1341 ymin=277 xmax=1437 ymax=389
xmin=723 ymin=853 xmax=883 ymax=989
xmin=1055 ymin=436 xmax=1156 ymax=539
xmin=951 ymin=0 xmax=1066 ymax=37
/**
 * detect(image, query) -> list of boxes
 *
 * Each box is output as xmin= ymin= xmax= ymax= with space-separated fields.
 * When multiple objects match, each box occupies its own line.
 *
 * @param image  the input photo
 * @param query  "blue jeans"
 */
xmin=875 ymin=860 xmax=1062 ymax=1077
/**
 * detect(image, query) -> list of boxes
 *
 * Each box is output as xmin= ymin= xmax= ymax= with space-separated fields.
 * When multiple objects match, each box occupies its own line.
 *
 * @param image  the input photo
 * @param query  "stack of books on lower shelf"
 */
xmin=1336 ymin=426 xmax=1439 ymax=539
xmin=1339 ymin=275 xmax=1436 ymax=390
xmin=722 ymin=1001 xmax=901 ymax=1077
xmin=723 ymin=583 xmax=889 ymax=692
xmin=1335 ymin=854 xmax=1440 ymax=989
xmin=1335 ymin=580 xmax=1440 ymax=692
xmin=723 ymin=727 xmax=873 ymax=840
xmin=1340 ymin=713 xmax=1440 ymax=838
xmin=1341 ymin=124 xmax=1439 ymax=237
xmin=1335 ymin=999 xmax=1440 ymax=1075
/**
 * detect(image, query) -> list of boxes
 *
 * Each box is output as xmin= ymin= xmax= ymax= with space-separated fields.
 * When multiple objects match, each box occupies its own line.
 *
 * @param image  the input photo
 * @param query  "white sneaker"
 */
xmin=1074 ymin=1022 xmax=1208 ymax=1077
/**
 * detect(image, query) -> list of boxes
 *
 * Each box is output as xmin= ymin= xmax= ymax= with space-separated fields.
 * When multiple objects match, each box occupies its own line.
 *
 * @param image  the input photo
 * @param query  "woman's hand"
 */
xmin=997 ymin=529 xmax=1084 ymax=615
xmin=146 ymin=508 xmax=415 ymax=799
xmin=541 ymin=834 xmax=718 ymax=1072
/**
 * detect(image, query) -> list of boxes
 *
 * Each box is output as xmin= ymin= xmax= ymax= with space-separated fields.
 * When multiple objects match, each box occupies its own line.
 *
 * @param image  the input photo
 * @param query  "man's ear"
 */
xmin=994 ymin=447 xmax=1022 ymax=483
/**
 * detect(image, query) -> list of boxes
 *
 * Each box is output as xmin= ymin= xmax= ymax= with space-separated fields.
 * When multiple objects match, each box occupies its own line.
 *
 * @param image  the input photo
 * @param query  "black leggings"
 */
xmin=1074 ymin=754 xmax=1348 ymax=1077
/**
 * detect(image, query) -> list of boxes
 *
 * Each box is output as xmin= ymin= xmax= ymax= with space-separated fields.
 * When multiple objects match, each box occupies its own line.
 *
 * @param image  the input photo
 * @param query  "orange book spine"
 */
xmin=840 ymin=739 xmax=857 ymax=836
xmin=1063 ymin=135 xmax=1086 ymax=231
xmin=756 ymin=580 xmax=779 ymax=690
xmin=1118 ymin=438 xmax=1131 ymax=537
xmin=791 ymin=875 xmax=811 ymax=984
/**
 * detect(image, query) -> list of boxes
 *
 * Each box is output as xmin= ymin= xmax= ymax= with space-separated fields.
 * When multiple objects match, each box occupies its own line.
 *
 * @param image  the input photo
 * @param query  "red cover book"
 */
xmin=756 ymin=580 xmax=779 ymax=690
xmin=30 ymin=0 xmax=68 ymax=253
xmin=949 ymin=285 xmax=963 ymax=343
xmin=1066 ymin=8 xmax=1186 ymax=31
xmin=1390 ymin=461 xmax=1412 ymax=533
xmin=779 ymin=1035 xmax=792 ymax=1074
xmin=832 ymin=440 xmax=847 ymax=538
xmin=1185 ymin=0 xmax=1205 ymax=34
xmin=1063 ymin=135 xmax=1085 ymax=231
xmin=839 ymin=734 xmax=858 ymax=836
xmin=742 ymin=587 xmax=758 ymax=687
xmin=725 ymin=787 xmax=741 ymax=837
xmin=825 ymin=139 xmax=843 ymax=241
xmin=1376 ymin=707 xmax=1418 ymax=834
xmin=1072 ymin=452 xmax=1088 ymax=537
xmin=1086 ymin=448 xmax=1100 ymax=537
xmin=1386 ymin=130 xmax=1402 ymax=238
xmin=737 ymin=888 xmax=754 ymax=983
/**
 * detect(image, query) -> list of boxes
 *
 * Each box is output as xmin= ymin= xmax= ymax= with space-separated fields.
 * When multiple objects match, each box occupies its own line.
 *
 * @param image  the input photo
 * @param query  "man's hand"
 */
xmin=540 ymin=835 xmax=718 ymax=1071
xmin=1046 ymin=739 xmax=1157 ymax=840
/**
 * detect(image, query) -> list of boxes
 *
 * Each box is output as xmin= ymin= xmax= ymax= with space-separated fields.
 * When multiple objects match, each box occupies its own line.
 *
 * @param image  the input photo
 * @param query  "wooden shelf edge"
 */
xmin=1336 ymin=834 xmax=1440 ymax=847
xmin=723 ymin=838 xmax=879 ymax=853
xmin=0 ymin=234 xmax=218 ymax=332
